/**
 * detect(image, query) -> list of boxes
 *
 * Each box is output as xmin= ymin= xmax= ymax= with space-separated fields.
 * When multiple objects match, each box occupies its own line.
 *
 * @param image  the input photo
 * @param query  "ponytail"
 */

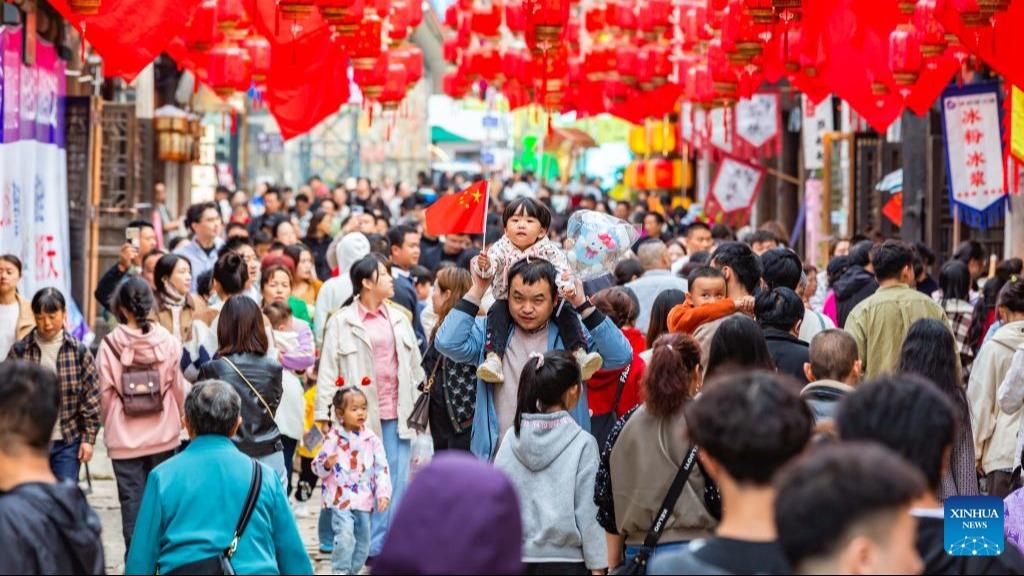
xmin=513 ymin=350 xmax=581 ymax=436
xmin=110 ymin=276 xmax=155 ymax=334
xmin=344 ymin=253 xmax=387 ymax=307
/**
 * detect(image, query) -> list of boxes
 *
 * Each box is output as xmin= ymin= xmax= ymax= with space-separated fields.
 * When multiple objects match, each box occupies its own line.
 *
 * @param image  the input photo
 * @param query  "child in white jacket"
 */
xmin=494 ymin=350 xmax=607 ymax=574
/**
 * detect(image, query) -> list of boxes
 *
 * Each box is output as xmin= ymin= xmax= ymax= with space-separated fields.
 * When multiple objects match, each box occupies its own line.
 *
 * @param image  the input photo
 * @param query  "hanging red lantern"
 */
xmin=388 ymin=0 xmax=412 ymax=45
xmin=683 ymin=5 xmax=711 ymax=49
xmin=217 ymin=0 xmax=246 ymax=31
xmin=708 ymin=38 xmax=739 ymax=105
xmin=524 ymin=0 xmax=571 ymax=53
xmin=278 ymin=0 xmax=317 ymax=21
xmin=585 ymin=3 xmax=607 ymax=33
xmin=456 ymin=13 xmax=473 ymax=48
xmin=583 ymin=45 xmax=616 ymax=81
xmin=395 ymin=44 xmax=424 ymax=87
xmin=913 ymin=0 xmax=947 ymax=58
xmin=638 ymin=0 xmax=672 ymax=38
xmin=505 ymin=1 xmax=526 ymax=33
xmin=379 ymin=60 xmax=409 ymax=110
xmin=607 ymin=0 xmax=637 ymax=32
xmin=69 ymin=0 xmax=102 ymax=15
xmin=444 ymin=4 xmax=461 ymax=28
xmin=374 ymin=0 xmax=391 ymax=19
xmin=471 ymin=2 xmax=503 ymax=37
xmin=772 ymin=0 xmax=802 ymax=19
xmin=407 ymin=0 xmax=424 ymax=29
xmin=503 ymin=49 xmax=529 ymax=83
xmin=443 ymin=71 xmax=471 ymax=98
xmin=616 ymin=42 xmax=639 ymax=85
xmin=354 ymin=53 xmax=388 ymax=99
xmin=685 ymin=60 xmax=714 ymax=106
xmin=636 ymin=43 xmax=671 ymax=90
xmin=466 ymin=45 xmax=503 ymax=82
xmin=317 ymin=0 xmax=359 ymax=27
xmin=744 ymin=0 xmax=776 ymax=24
xmin=186 ymin=1 xmax=220 ymax=52
xmin=443 ymin=34 xmax=461 ymax=63
xmin=897 ymin=0 xmax=917 ymax=14
xmin=722 ymin=2 xmax=764 ymax=64
xmin=889 ymin=24 xmax=922 ymax=88
xmin=207 ymin=44 xmax=250 ymax=97
xmin=349 ymin=10 xmax=383 ymax=70
xmin=779 ymin=24 xmax=802 ymax=72
xmin=243 ymin=36 xmax=272 ymax=84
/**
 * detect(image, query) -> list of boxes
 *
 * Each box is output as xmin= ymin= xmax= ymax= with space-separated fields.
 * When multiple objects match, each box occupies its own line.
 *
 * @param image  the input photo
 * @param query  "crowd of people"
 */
xmin=3 ymin=172 xmax=1024 ymax=575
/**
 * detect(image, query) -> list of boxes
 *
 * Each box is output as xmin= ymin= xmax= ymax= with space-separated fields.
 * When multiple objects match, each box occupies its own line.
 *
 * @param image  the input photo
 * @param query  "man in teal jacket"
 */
xmin=126 ymin=380 xmax=312 ymax=575
xmin=436 ymin=258 xmax=632 ymax=460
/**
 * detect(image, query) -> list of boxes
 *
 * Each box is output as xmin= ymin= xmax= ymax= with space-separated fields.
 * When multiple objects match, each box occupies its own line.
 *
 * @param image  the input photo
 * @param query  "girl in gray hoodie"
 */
xmin=494 ymin=350 xmax=608 ymax=575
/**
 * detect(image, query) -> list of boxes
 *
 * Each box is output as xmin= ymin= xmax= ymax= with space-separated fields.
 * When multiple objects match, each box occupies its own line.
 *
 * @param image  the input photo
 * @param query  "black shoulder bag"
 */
xmin=165 ymin=460 xmax=263 ymax=576
xmin=610 ymin=445 xmax=700 ymax=576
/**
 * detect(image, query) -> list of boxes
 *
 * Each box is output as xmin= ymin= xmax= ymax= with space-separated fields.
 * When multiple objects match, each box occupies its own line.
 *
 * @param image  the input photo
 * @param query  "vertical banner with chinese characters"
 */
xmin=734 ymin=92 xmax=782 ymax=159
xmin=802 ymin=95 xmax=833 ymax=171
xmin=0 ymin=27 xmax=72 ymax=302
xmin=940 ymin=83 xmax=1006 ymax=228
xmin=705 ymin=156 xmax=765 ymax=227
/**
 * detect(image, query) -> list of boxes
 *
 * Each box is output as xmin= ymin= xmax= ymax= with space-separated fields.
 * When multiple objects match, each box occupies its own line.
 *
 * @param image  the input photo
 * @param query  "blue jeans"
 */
xmin=624 ymin=541 xmax=689 ymax=568
xmin=369 ymin=419 xmax=410 ymax=556
xmin=318 ymin=507 xmax=334 ymax=553
xmin=50 ymin=439 xmax=81 ymax=483
xmin=332 ymin=508 xmax=371 ymax=575
xmin=256 ymin=450 xmax=287 ymax=489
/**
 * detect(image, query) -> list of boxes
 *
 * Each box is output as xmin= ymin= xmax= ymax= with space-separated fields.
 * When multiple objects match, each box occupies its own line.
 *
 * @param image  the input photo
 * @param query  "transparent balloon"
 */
xmin=565 ymin=210 xmax=640 ymax=281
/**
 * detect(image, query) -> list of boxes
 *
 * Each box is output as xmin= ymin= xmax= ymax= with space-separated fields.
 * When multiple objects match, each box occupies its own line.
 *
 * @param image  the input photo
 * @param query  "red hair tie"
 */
xmin=361 ymin=376 xmax=372 ymax=386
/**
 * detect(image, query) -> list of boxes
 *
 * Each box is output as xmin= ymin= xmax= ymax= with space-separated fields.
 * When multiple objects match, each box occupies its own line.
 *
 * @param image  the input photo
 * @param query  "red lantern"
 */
xmin=913 ymin=0 xmax=947 ymax=58
xmin=683 ymin=5 xmax=711 ymax=49
xmin=207 ymin=44 xmax=250 ymax=97
xmin=354 ymin=55 xmax=388 ymax=99
xmin=317 ymin=0 xmax=359 ymax=27
xmin=685 ymin=61 xmax=714 ymax=106
xmin=524 ymin=0 xmax=571 ymax=53
xmin=583 ymin=45 xmax=616 ymax=81
xmin=388 ymin=0 xmax=412 ymax=45
xmin=243 ymin=36 xmax=271 ymax=83
xmin=585 ymin=3 xmax=607 ymax=33
xmin=708 ymin=38 xmax=739 ymax=104
xmin=443 ymin=34 xmax=461 ymax=63
xmin=349 ymin=10 xmax=383 ymax=70
xmin=407 ymin=0 xmax=424 ymax=29
xmin=443 ymin=71 xmax=471 ymax=98
xmin=278 ymin=0 xmax=317 ymax=21
xmin=396 ymin=44 xmax=424 ymax=87
xmin=607 ymin=0 xmax=637 ymax=31
xmin=779 ymin=24 xmax=802 ymax=72
xmin=744 ymin=0 xmax=776 ymax=24
xmin=378 ymin=60 xmax=409 ymax=109
xmin=217 ymin=0 xmax=246 ymax=31
xmin=186 ymin=1 xmax=220 ymax=52
xmin=69 ymin=0 xmax=102 ymax=15
xmin=616 ymin=42 xmax=639 ymax=84
xmin=722 ymin=2 xmax=763 ymax=64
xmin=636 ymin=44 xmax=671 ymax=90
xmin=503 ymin=49 xmax=528 ymax=83
xmin=444 ymin=4 xmax=460 ymax=28
xmin=466 ymin=45 xmax=503 ymax=82
xmin=638 ymin=0 xmax=672 ymax=38
xmin=374 ymin=0 xmax=391 ymax=19
xmin=505 ymin=1 xmax=526 ymax=33
xmin=889 ymin=24 xmax=922 ymax=87
xmin=471 ymin=3 xmax=503 ymax=37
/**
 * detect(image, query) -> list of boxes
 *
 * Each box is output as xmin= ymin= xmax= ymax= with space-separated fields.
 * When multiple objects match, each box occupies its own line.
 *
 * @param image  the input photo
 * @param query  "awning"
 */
xmin=431 ymin=125 xmax=473 ymax=143
xmin=544 ymin=127 xmax=598 ymax=151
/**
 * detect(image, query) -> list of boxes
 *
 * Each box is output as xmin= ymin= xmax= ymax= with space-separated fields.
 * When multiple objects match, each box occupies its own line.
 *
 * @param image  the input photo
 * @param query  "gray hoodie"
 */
xmin=494 ymin=411 xmax=608 ymax=570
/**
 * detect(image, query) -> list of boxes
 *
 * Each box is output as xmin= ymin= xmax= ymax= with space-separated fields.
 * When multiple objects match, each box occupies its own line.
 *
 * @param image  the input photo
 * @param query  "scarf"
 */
xmin=161 ymin=286 xmax=187 ymax=309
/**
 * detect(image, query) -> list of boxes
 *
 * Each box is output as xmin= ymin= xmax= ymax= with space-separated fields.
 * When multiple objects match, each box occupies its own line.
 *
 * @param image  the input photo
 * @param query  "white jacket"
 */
xmin=997 ymin=336 xmax=1024 ymax=469
xmin=971 ymin=320 xmax=1024 ymax=473
xmin=314 ymin=233 xmax=371 ymax=347
xmin=316 ymin=301 xmax=426 ymax=441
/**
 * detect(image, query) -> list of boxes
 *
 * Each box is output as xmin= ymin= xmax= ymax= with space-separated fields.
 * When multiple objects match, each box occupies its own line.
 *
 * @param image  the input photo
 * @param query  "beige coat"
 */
xmin=316 ymin=300 xmax=426 ymax=441
xmin=970 ymin=320 xmax=1024 ymax=473
xmin=14 ymin=293 xmax=35 ymax=341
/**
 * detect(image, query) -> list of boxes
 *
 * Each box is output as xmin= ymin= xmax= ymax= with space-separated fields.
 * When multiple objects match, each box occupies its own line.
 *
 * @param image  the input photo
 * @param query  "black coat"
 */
xmin=392 ymin=273 xmax=426 ymax=351
xmin=799 ymin=381 xmax=853 ymax=424
xmin=199 ymin=353 xmax=284 ymax=457
xmin=0 ymin=482 xmax=105 ymax=575
xmin=763 ymin=328 xmax=810 ymax=385
xmin=833 ymin=265 xmax=878 ymax=328
xmin=304 ymin=235 xmax=334 ymax=282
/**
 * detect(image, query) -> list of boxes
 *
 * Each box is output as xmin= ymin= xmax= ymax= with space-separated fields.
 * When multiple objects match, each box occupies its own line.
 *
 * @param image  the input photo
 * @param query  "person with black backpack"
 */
xmin=7 ymin=288 xmax=100 ymax=484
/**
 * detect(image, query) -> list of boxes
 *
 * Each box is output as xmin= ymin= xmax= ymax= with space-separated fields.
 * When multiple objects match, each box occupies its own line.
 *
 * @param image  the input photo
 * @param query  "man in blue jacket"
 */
xmin=435 ymin=258 xmax=632 ymax=460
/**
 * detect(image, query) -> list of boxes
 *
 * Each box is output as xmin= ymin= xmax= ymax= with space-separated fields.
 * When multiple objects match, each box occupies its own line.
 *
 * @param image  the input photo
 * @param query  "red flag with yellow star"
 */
xmin=424 ymin=181 xmax=489 ymax=236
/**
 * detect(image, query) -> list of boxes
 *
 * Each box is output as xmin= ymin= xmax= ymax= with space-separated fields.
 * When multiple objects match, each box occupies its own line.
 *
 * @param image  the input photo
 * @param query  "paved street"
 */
xmin=86 ymin=433 xmax=330 ymax=574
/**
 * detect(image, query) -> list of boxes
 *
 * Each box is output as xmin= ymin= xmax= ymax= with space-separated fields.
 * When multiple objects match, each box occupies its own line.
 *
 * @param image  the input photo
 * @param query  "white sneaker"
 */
xmin=294 ymin=501 xmax=310 ymax=518
xmin=575 ymin=349 xmax=604 ymax=381
xmin=476 ymin=352 xmax=504 ymax=383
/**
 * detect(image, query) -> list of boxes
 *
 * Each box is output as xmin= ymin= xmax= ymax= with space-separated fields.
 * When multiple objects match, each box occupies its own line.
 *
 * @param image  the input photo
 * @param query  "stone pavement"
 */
xmin=85 ymin=433 xmax=332 ymax=574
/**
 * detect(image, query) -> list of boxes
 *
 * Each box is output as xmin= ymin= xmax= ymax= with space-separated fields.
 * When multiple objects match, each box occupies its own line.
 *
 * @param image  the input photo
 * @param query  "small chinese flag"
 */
xmin=424 ymin=181 xmax=489 ymax=236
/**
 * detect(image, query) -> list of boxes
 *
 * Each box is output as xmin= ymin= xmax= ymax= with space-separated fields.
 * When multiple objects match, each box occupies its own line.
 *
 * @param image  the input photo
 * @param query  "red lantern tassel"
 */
xmin=231 ymin=109 xmax=237 ymax=135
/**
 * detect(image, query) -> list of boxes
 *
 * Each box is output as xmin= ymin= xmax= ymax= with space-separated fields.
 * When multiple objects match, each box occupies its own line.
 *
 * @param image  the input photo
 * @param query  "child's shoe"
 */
xmin=575 ymin=349 xmax=604 ymax=381
xmin=476 ymin=351 xmax=504 ymax=383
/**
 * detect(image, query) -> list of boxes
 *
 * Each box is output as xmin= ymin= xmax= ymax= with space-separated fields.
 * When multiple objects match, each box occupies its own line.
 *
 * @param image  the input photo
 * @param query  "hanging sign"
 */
xmin=735 ymin=92 xmax=781 ymax=158
xmin=706 ymin=156 xmax=765 ymax=226
xmin=709 ymin=107 xmax=733 ymax=154
xmin=940 ymin=82 xmax=1006 ymax=228
xmin=802 ymin=95 xmax=833 ymax=171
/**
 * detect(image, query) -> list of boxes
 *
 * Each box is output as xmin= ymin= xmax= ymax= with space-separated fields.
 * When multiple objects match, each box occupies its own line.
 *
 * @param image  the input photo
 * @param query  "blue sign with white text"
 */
xmin=945 ymin=496 xmax=1005 ymax=557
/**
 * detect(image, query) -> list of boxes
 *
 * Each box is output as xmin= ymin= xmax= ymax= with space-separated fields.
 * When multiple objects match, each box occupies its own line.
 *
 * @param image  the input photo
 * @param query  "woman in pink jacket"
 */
xmin=97 ymin=276 xmax=187 ymax=551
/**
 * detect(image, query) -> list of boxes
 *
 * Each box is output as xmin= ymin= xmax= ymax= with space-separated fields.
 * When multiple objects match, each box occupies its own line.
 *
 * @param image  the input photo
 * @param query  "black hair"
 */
xmin=217 ymin=295 xmax=269 ymax=356
xmin=614 ymin=258 xmax=645 ymax=286
xmin=826 ymin=255 xmax=851 ymax=286
xmin=774 ymin=443 xmax=926 ymax=571
xmin=0 ymin=360 xmax=59 ymax=453
xmin=685 ymin=221 xmax=711 ymax=236
xmin=507 ymin=258 xmax=558 ymax=299
xmin=755 ymin=287 xmax=805 ymax=332
xmin=914 ymin=241 xmax=936 ymax=267
xmin=306 ymin=210 xmax=330 ymax=240
xmin=213 ymin=252 xmax=248 ymax=296
xmin=954 ymin=240 xmax=986 ymax=266
xmin=761 ymin=248 xmax=803 ymax=291
xmin=222 ymin=236 xmax=254 ymax=257
xmin=387 ymin=224 xmax=420 ymax=253
xmin=710 ymin=223 xmax=734 ymax=241
xmin=705 ymin=315 xmax=776 ymax=381
xmin=938 ymin=260 xmax=971 ymax=304
xmin=272 ymin=218 xmax=295 ymax=239
xmin=225 ymin=222 xmax=249 ymax=237
xmin=345 ymin=253 xmax=389 ymax=306
xmin=127 ymin=219 xmax=155 ymax=231
xmin=998 ymin=275 xmax=1024 ymax=313
xmin=746 ymin=230 xmax=779 ymax=247
xmin=283 ymin=244 xmax=313 ymax=274
xmin=848 ymin=240 xmax=874 ymax=268
xmin=514 ymin=350 xmax=581 ymax=435
xmin=643 ymin=211 xmax=666 ymax=225
xmin=252 ymin=230 xmax=273 ymax=247
xmin=899 ymin=318 xmax=970 ymax=436
xmin=263 ymin=188 xmax=281 ymax=201
xmin=410 ymin=265 xmax=433 ymax=286
xmin=0 ymin=254 xmax=23 ymax=276
xmin=711 ymin=241 xmax=763 ymax=295
xmin=295 ymin=193 xmax=310 ymax=204
xmin=687 ymin=370 xmax=813 ymax=484
xmin=196 ymin=270 xmax=214 ymax=299
xmin=332 ymin=386 xmax=368 ymax=414
xmin=366 ymin=233 xmax=390 ymax=257
xmin=686 ymin=266 xmax=726 ymax=293
xmin=185 ymin=201 xmax=220 ymax=231
xmin=110 ymin=276 xmax=154 ymax=334
xmin=968 ymin=258 xmax=1023 ymax=352
xmin=836 ymin=374 xmax=955 ymax=491
xmin=645 ymin=289 xmax=686 ymax=348
xmin=30 ymin=287 xmax=66 ymax=315
xmin=870 ymin=240 xmax=915 ymax=282
xmin=502 ymin=197 xmax=552 ymax=230
xmin=154 ymin=253 xmax=191 ymax=296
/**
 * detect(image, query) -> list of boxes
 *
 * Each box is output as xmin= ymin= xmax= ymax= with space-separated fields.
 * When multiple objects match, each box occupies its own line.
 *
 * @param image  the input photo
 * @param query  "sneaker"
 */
xmin=575 ymin=349 xmax=603 ymax=381
xmin=476 ymin=352 xmax=504 ymax=383
xmin=294 ymin=501 xmax=310 ymax=518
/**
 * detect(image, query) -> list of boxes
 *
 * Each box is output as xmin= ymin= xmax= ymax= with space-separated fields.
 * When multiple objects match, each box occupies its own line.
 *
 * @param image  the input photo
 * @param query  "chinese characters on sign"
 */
xmin=706 ymin=156 xmax=765 ymax=226
xmin=735 ymin=92 xmax=781 ymax=158
xmin=941 ymin=84 xmax=1006 ymax=227
xmin=802 ymin=95 xmax=833 ymax=171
